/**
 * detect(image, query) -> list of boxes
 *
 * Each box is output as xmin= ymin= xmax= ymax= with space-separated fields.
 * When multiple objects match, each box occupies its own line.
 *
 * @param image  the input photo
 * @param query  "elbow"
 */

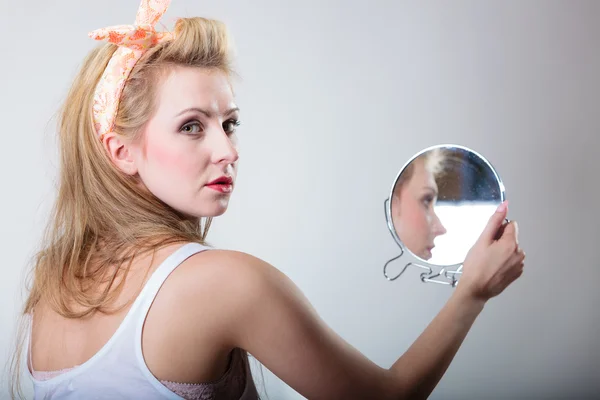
xmin=378 ymin=370 xmax=429 ymax=400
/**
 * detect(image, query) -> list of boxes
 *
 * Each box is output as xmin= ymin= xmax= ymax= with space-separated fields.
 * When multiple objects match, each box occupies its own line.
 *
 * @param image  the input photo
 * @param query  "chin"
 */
xmin=191 ymin=201 xmax=230 ymax=218
xmin=169 ymin=191 xmax=234 ymax=218
xmin=207 ymin=207 xmax=228 ymax=217
xmin=179 ymin=208 xmax=228 ymax=220
xmin=420 ymin=250 xmax=432 ymax=261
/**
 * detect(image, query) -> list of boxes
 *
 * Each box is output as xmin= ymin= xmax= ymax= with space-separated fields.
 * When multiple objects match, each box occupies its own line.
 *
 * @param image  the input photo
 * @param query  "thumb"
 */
xmin=499 ymin=220 xmax=518 ymax=243
xmin=479 ymin=200 xmax=509 ymax=244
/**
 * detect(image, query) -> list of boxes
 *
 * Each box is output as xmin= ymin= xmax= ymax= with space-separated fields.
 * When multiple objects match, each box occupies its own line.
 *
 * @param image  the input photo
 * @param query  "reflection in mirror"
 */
xmin=390 ymin=145 xmax=504 ymax=266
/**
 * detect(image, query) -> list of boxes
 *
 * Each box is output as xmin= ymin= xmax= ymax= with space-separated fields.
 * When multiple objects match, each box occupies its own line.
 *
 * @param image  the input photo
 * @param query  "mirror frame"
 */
xmin=383 ymin=143 xmax=506 ymax=286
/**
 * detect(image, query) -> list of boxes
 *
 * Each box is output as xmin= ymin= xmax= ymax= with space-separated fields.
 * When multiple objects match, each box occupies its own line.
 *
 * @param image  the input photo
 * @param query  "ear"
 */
xmin=103 ymin=133 xmax=139 ymax=176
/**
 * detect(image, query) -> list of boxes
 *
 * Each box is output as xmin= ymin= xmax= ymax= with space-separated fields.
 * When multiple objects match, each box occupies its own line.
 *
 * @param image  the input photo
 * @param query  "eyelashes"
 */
xmin=179 ymin=118 xmax=241 ymax=135
xmin=422 ymin=194 xmax=436 ymax=207
xmin=223 ymin=119 xmax=241 ymax=133
xmin=180 ymin=121 xmax=203 ymax=134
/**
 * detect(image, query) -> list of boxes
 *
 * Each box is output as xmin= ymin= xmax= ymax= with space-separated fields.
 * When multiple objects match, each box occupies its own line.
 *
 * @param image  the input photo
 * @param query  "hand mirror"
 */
xmin=383 ymin=144 xmax=505 ymax=286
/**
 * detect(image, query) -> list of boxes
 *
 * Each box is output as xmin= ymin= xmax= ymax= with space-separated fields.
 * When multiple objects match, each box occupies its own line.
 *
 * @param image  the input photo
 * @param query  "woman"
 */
xmin=11 ymin=1 xmax=526 ymax=399
xmin=391 ymin=149 xmax=448 ymax=261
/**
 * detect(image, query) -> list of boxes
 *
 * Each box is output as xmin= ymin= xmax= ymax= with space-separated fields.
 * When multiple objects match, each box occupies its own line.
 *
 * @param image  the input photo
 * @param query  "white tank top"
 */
xmin=26 ymin=242 xmax=258 ymax=399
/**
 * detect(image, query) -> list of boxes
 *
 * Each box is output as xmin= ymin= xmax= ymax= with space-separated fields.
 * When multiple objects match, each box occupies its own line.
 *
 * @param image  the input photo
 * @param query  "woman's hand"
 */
xmin=458 ymin=201 xmax=526 ymax=302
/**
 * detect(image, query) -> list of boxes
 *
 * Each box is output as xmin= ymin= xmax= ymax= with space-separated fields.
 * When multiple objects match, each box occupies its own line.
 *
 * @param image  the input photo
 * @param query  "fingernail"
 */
xmin=496 ymin=200 xmax=508 ymax=213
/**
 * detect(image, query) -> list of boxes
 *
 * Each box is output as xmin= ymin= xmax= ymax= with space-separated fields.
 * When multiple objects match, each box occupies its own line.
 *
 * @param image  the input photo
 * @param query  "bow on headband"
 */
xmin=89 ymin=0 xmax=174 ymax=140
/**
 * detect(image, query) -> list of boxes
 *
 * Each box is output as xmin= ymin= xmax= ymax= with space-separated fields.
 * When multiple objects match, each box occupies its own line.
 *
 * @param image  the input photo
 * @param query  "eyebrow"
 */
xmin=423 ymin=186 xmax=439 ymax=196
xmin=175 ymin=107 xmax=240 ymax=118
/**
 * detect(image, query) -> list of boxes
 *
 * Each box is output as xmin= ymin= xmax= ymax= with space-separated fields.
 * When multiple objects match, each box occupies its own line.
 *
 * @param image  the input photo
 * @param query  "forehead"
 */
xmin=155 ymin=66 xmax=236 ymax=114
xmin=409 ymin=158 xmax=437 ymax=189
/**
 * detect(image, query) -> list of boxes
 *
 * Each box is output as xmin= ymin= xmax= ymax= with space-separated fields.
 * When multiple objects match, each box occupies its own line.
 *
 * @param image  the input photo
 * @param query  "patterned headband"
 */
xmin=89 ymin=0 xmax=174 ymax=141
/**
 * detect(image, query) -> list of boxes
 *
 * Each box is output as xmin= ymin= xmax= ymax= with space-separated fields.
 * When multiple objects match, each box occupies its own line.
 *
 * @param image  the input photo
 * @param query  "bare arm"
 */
xmin=389 ymin=290 xmax=485 ymax=399
xmin=188 ymin=203 xmax=523 ymax=399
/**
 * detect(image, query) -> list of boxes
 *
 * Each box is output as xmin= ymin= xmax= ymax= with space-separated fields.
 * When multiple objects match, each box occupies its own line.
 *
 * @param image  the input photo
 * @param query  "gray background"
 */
xmin=1 ymin=0 xmax=598 ymax=399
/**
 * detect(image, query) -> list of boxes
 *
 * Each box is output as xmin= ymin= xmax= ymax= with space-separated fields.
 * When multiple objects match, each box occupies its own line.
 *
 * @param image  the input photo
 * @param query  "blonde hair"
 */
xmin=9 ymin=17 xmax=243 ymax=398
xmin=393 ymin=148 xmax=448 ymax=199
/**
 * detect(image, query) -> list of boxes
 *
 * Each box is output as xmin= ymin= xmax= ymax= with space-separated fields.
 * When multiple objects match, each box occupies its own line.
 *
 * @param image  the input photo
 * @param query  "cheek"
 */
xmin=145 ymin=140 xmax=201 ymax=176
xmin=412 ymin=209 xmax=429 ymax=234
xmin=403 ymin=199 xmax=425 ymax=228
xmin=395 ymin=197 xmax=425 ymax=234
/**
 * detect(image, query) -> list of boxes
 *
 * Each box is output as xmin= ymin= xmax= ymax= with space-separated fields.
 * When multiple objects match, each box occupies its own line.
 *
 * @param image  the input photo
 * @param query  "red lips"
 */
xmin=206 ymin=176 xmax=234 ymax=193
xmin=207 ymin=176 xmax=233 ymax=185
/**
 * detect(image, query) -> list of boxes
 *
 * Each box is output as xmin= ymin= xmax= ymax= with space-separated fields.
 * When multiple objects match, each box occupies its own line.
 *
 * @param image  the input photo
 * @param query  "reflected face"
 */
xmin=392 ymin=158 xmax=447 ymax=260
xmin=129 ymin=67 xmax=240 ymax=218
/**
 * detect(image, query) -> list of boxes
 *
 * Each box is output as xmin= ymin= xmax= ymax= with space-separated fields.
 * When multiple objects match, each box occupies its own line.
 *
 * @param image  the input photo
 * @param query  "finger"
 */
xmin=493 ymin=223 xmax=519 ymax=257
xmin=505 ymin=267 xmax=524 ymax=286
xmin=516 ymin=247 xmax=525 ymax=260
xmin=507 ymin=249 xmax=525 ymax=268
xmin=503 ymin=261 xmax=524 ymax=284
xmin=500 ymin=221 xmax=517 ymax=242
xmin=479 ymin=200 xmax=509 ymax=244
xmin=513 ymin=221 xmax=520 ymax=244
xmin=496 ymin=249 xmax=524 ymax=276
xmin=493 ymin=220 xmax=509 ymax=241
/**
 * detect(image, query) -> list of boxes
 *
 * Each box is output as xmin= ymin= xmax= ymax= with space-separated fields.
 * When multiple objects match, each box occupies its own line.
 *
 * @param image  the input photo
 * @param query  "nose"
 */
xmin=210 ymin=127 xmax=239 ymax=165
xmin=432 ymin=212 xmax=447 ymax=237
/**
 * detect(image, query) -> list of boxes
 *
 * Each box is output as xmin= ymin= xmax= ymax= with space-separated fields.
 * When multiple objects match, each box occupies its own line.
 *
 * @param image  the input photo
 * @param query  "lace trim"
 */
xmin=32 ymin=366 xmax=79 ymax=381
xmin=31 ymin=354 xmax=246 ymax=400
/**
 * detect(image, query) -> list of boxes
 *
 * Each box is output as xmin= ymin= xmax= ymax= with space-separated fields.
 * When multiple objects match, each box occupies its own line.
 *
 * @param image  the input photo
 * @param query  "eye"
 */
xmin=422 ymin=195 xmax=434 ymax=207
xmin=180 ymin=121 xmax=203 ymax=134
xmin=223 ymin=119 xmax=241 ymax=134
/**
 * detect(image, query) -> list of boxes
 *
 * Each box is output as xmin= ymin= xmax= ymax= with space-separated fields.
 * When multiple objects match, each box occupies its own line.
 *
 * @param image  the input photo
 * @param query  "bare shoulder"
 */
xmin=142 ymin=248 xmax=282 ymax=382
xmin=174 ymin=248 xmax=284 ymax=291
xmin=162 ymin=248 xmax=292 ymax=323
xmin=184 ymin=248 xmax=272 ymax=274
xmin=155 ymin=248 xmax=302 ymax=348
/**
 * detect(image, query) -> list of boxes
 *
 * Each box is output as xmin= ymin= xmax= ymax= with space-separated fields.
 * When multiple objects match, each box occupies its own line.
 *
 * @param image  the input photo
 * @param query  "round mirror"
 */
xmin=387 ymin=144 xmax=505 ymax=267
